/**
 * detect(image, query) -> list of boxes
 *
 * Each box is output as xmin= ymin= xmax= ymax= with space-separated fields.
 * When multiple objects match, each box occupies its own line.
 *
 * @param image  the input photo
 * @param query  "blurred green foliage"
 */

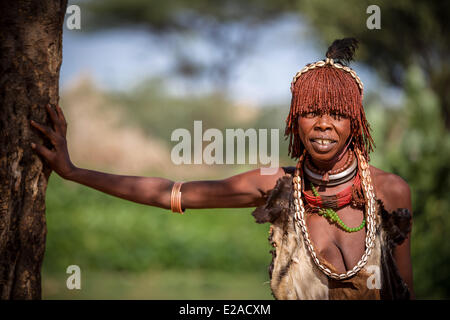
xmin=43 ymin=269 xmax=273 ymax=299
xmin=367 ymin=66 xmax=450 ymax=299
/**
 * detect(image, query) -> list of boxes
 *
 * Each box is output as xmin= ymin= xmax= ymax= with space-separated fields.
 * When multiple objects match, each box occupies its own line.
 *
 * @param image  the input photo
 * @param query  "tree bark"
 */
xmin=0 ymin=0 xmax=67 ymax=299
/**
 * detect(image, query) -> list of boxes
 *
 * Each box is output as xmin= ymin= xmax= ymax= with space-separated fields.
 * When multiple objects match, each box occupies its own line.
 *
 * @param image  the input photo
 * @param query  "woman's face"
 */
xmin=298 ymin=111 xmax=352 ymax=162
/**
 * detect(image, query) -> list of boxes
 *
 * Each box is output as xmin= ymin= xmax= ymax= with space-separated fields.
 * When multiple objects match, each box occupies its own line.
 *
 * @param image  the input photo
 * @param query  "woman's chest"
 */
xmin=305 ymin=206 xmax=367 ymax=274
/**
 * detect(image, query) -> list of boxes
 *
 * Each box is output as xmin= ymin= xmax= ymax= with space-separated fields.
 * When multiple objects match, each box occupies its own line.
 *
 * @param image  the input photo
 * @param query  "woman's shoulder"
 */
xmin=369 ymin=165 xmax=412 ymax=213
xmin=369 ymin=165 xmax=411 ymax=195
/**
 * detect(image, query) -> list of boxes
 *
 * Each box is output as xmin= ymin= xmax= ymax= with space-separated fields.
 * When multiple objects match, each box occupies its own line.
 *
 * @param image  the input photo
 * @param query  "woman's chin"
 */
xmin=309 ymin=154 xmax=337 ymax=163
xmin=306 ymin=145 xmax=339 ymax=162
xmin=310 ymin=140 xmax=337 ymax=154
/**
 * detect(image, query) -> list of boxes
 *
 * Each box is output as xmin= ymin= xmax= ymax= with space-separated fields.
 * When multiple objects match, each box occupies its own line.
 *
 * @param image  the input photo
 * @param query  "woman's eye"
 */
xmin=330 ymin=112 xmax=346 ymax=120
xmin=331 ymin=113 xmax=340 ymax=119
xmin=304 ymin=112 xmax=318 ymax=118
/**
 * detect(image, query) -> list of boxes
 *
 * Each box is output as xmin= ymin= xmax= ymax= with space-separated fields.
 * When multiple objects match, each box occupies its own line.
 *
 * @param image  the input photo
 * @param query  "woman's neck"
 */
xmin=310 ymin=149 xmax=351 ymax=173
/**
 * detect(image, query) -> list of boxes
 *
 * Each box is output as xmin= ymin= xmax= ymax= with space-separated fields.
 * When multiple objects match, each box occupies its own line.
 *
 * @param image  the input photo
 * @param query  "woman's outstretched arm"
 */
xmin=30 ymin=104 xmax=284 ymax=210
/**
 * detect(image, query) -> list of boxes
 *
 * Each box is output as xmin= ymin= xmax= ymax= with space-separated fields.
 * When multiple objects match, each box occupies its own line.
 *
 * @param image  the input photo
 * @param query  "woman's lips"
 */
xmin=310 ymin=138 xmax=337 ymax=153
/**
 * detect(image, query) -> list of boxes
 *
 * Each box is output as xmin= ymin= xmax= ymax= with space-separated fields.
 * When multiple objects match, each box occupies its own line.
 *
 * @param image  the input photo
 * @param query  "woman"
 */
xmin=30 ymin=38 xmax=413 ymax=300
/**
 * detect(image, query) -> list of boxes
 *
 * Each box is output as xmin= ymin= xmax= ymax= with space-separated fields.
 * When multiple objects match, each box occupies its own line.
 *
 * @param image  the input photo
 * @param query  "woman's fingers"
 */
xmin=46 ymin=104 xmax=62 ymax=133
xmin=30 ymin=120 xmax=56 ymax=141
xmin=31 ymin=142 xmax=54 ymax=161
xmin=55 ymin=104 xmax=68 ymax=135
xmin=56 ymin=104 xmax=67 ymax=123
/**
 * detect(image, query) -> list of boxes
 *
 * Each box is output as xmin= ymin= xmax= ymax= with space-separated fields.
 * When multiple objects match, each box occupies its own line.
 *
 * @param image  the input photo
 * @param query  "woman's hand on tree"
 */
xmin=30 ymin=104 xmax=76 ymax=179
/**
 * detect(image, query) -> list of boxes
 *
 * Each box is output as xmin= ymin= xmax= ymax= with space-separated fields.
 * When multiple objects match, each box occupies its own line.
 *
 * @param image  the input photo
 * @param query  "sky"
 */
xmin=60 ymin=14 xmax=392 ymax=107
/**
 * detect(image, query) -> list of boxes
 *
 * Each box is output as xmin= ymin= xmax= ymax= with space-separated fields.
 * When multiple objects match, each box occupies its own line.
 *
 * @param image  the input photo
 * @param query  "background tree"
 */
xmin=0 ymin=0 xmax=67 ymax=299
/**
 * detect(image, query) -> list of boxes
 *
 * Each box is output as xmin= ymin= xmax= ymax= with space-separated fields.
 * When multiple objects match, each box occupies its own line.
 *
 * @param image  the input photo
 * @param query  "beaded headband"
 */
xmin=290 ymin=57 xmax=364 ymax=99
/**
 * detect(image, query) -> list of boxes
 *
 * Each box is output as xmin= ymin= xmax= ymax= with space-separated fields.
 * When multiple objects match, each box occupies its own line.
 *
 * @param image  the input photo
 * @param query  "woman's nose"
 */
xmin=314 ymin=114 xmax=333 ymax=131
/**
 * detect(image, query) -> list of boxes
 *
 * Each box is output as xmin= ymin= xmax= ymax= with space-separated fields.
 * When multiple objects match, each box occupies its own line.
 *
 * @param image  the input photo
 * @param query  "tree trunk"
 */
xmin=0 ymin=0 xmax=67 ymax=299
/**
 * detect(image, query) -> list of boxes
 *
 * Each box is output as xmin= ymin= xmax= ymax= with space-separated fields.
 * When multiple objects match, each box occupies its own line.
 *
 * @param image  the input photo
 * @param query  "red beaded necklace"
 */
xmin=302 ymin=172 xmax=360 ymax=210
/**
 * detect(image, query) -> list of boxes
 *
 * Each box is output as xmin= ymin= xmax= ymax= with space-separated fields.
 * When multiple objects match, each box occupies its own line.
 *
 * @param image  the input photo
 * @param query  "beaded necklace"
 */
xmin=302 ymin=173 xmax=359 ymax=208
xmin=308 ymin=179 xmax=366 ymax=233
xmin=302 ymin=155 xmax=365 ymax=233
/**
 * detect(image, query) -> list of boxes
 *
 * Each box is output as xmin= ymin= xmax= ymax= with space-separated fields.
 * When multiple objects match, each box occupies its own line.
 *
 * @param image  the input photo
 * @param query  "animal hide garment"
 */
xmin=252 ymin=167 xmax=411 ymax=300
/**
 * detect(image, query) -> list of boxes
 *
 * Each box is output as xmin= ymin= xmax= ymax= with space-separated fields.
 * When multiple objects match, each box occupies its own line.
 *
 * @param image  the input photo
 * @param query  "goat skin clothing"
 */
xmin=252 ymin=166 xmax=411 ymax=300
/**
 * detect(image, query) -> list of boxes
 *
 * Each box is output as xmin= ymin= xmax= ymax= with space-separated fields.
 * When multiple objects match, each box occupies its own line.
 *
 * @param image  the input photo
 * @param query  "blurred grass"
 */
xmin=42 ymin=174 xmax=274 ymax=299
xmin=43 ymin=269 xmax=273 ymax=300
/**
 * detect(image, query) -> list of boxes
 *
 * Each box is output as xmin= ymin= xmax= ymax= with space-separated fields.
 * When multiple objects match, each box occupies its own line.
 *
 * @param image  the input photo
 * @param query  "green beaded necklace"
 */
xmin=310 ymin=183 xmax=366 ymax=232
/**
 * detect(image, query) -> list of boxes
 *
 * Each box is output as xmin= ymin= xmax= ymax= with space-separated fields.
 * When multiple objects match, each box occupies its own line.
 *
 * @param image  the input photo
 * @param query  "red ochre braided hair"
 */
xmin=285 ymin=38 xmax=375 ymax=160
